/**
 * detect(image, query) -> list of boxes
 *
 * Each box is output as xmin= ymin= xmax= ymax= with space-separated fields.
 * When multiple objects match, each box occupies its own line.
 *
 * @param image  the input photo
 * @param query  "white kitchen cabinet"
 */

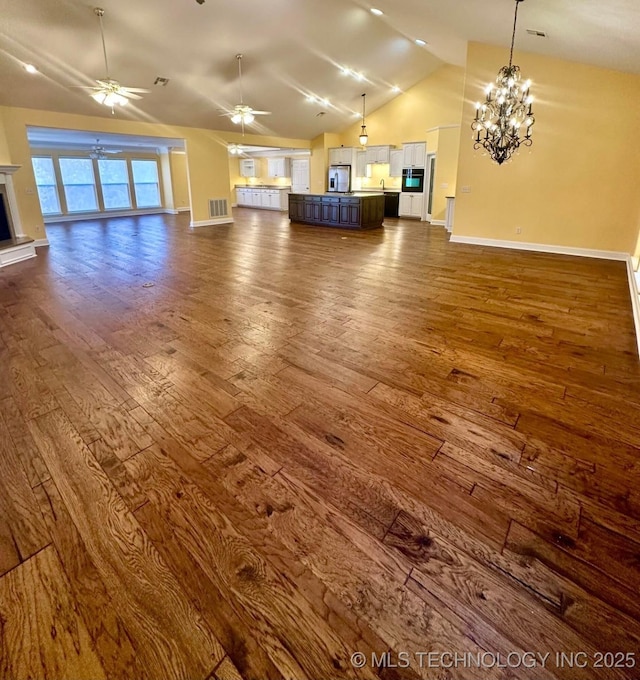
xmin=365 ymin=145 xmax=391 ymax=164
xmin=236 ymin=188 xmax=248 ymax=206
xmin=267 ymin=157 xmax=291 ymax=178
xmin=398 ymin=192 xmax=424 ymax=219
xmin=235 ymin=187 xmax=288 ymax=211
xmin=239 ymin=158 xmax=258 ymax=177
xmin=328 ymin=147 xmax=354 ymax=166
xmin=402 ymin=142 xmax=426 ymax=168
xmin=389 ymin=149 xmax=403 ymax=177
xmin=355 ymin=151 xmax=370 ymax=178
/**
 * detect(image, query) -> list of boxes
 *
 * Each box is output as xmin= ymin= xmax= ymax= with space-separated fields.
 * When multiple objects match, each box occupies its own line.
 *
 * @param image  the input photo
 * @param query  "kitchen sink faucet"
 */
xmin=380 ymin=179 xmax=385 ymax=190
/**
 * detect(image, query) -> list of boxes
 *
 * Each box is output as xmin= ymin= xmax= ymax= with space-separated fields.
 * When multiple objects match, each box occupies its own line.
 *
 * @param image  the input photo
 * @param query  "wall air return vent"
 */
xmin=209 ymin=198 xmax=228 ymax=218
xmin=526 ymin=29 xmax=547 ymax=37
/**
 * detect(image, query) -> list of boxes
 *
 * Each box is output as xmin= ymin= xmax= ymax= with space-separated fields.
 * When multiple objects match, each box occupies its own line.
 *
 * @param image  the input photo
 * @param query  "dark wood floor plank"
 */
xmin=33 ymin=479 xmax=148 ymax=679
xmin=27 ymin=408 xmax=226 ymax=679
xmin=0 ymin=546 xmax=107 ymax=680
xmin=0 ymin=413 xmax=50 ymax=570
xmin=1 ymin=212 xmax=638 ymax=679
xmin=125 ymin=444 xmax=380 ymax=680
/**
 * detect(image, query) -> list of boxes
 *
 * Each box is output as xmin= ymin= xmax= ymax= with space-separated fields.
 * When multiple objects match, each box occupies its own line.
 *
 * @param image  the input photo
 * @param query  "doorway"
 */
xmin=291 ymin=159 xmax=310 ymax=193
xmin=425 ymin=153 xmax=436 ymax=222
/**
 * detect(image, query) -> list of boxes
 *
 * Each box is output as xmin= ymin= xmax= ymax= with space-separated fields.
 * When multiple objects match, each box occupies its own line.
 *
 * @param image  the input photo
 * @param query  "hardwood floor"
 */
xmin=1 ymin=209 xmax=639 ymax=679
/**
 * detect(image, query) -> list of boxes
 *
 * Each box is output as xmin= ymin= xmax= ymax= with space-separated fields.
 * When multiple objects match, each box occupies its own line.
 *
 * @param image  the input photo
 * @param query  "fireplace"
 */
xmin=0 ymin=185 xmax=15 ymax=242
xmin=0 ymin=165 xmax=37 ymax=268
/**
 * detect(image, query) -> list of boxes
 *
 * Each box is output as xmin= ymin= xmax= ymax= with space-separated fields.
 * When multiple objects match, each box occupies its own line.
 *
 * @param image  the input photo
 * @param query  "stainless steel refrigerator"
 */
xmin=327 ymin=165 xmax=351 ymax=193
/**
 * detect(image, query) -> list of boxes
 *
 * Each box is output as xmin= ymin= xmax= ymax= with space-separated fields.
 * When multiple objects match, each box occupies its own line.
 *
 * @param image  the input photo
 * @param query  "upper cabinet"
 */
xmin=365 ymin=145 xmax=392 ymax=165
xmin=239 ymin=158 xmax=258 ymax=177
xmin=328 ymin=147 xmax=355 ymax=166
xmin=355 ymin=151 xmax=371 ymax=178
xmin=389 ymin=149 xmax=403 ymax=177
xmin=402 ymin=142 xmax=426 ymax=168
xmin=267 ymin=157 xmax=291 ymax=178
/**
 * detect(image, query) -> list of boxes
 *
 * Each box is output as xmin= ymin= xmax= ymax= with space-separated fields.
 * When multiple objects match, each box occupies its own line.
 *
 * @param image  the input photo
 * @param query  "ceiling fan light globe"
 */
xmin=91 ymin=91 xmax=107 ymax=104
xmin=231 ymin=113 xmax=242 ymax=124
xmin=243 ymin=112 xmax=255 ymax=124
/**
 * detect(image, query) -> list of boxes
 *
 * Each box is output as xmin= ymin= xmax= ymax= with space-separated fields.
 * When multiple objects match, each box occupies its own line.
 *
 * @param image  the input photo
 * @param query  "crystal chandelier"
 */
xmin=359 ymin=93 xmax=368 ymax=146
xmin=471 ymin=0 xmax=535 ymax=165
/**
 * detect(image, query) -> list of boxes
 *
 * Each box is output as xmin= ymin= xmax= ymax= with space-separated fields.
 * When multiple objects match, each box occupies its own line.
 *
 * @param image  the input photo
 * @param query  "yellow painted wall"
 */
xmin=0 ymin=105 xmax=309 ymax=237
xmin=454 ymin=42 xmax=640 ymax=253
xmin=431 ymin=126 xmax=461 ymax=220
xmin=338 ymin=65 xmax=465 ymax=149
xmin=169 ymin=151 xmax=189 ymax=210
xmin=159 ymin=151 xmax=174 ymax=212
xmin=309 ymin=133 xmax=342 ymax=194
xmin=0 ymin=107 xmax=11 ymax=165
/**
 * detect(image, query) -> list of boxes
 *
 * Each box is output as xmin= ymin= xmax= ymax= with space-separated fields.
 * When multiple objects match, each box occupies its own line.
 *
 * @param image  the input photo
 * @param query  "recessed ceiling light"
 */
xmin=415 ymin=38 xmax=427 ymax=46
xmin=370 ymin=8 xmax=383 ymax=16
xmin=321 ymin=98 xmax=330 ymax=108
xmin=391 ymin=86 xmax=401 ymax=93
xmin=306 ymin=95 xmax=317 ymax=103
xmin=341 ymin=67 xmax=351 ymax=76
xmin=24 ymin=64 xmax=38 ymax=74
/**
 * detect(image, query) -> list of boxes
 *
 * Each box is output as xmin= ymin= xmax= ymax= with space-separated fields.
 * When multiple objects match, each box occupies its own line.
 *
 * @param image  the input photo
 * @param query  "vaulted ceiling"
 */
xmin=1 ymin=0 xmax=639 ymax=140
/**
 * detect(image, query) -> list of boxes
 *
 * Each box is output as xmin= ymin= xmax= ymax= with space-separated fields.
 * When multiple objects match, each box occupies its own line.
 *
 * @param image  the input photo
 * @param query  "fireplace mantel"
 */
xmin=0 ymin=163 xmax=36 ymax=268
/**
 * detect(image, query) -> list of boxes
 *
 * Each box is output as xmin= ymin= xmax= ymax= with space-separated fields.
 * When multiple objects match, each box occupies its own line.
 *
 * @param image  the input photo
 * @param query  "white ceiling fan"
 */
xmin=89 ymin=138 xmax=122 ymax=160
xmin=74 ymin=7 xmax=150 ymax=113
xmin=219 ymin=54 xmax=271 ymax=133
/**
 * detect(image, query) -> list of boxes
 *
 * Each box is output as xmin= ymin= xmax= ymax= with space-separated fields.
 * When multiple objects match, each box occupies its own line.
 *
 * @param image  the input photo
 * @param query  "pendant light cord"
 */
xmin=96 ymin=9 xmax=110 ymax=78
xmin=508 ymin=0 xmax=522 ymax=69
xmin=361 ymin=93 xmax=366 ymax=125
xmin=237 ymin=54 xmax=244 ymax=105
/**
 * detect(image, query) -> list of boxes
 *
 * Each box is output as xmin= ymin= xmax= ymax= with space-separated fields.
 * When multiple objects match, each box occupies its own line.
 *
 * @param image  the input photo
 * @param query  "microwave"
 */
xmin=401 ymin=168 xmax=425 ymax=193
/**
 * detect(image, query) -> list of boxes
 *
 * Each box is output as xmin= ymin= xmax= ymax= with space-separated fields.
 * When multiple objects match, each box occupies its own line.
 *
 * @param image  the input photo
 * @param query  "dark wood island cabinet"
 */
xmin=289 ymin=193 xmax=384 ymax=230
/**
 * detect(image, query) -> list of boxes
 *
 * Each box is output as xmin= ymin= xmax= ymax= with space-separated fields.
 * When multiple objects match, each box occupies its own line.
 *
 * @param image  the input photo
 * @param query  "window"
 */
xmin=131 ymin=160 xmax=161 ymax=208
xmin=59 ymin=158 xmax=98 ymax=212
xmin=31 ymin=157 xmax=61 ymax=215
xmin=98 ymin=159 xmax=131 ymax=210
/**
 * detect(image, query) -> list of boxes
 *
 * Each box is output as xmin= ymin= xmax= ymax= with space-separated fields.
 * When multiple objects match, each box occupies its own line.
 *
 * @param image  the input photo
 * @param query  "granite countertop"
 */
xmin=291 ymin=192 xmax=385 ymax=198
xmin=357 ymin=188 xmax=401 ymax=193
xmin=235 ymin=184 xmax=291 ymax=189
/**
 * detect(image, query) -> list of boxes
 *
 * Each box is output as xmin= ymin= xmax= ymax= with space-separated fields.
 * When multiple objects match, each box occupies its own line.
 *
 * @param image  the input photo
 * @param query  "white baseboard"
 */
xmin=0 ymin=242 xmax=36 ymax=268
xmin=44 ymin=208 xmax=166 ymax=223
xmin=164 ymin=207 xmax=190 ymax=215
xmin=430 ymin=219 xmax=446 ymax=227
xmin=176 ymin=207 xmax=190 ymax=213
xmin=449 ymin=235 xmax=629 ymax=261
xmin=190 ymin=217 xmax=234 ymax=228
xmin=625 ymin=256 xmax=640 ymax=357
xmin=34 ymin=238 xmax=50 ymax=247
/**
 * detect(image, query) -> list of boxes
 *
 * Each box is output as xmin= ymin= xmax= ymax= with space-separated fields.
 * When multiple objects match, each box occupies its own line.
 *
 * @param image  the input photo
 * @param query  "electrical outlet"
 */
xmin=25 ymin=187 xmax=35 ymax=195
xmin=461 ymin=186 xmax=471 ymax=193
xmin=515 ymin=226 xmax=522 ymax=234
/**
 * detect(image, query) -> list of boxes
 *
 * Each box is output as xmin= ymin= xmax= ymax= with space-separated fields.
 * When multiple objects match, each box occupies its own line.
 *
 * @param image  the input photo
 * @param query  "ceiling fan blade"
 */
xmin=251 ymin=110 xmax=272 ymax=115
xmin=120 ymin=86 xmax=151 ymax=94
xmin=119 ymin=91 xmax=144 ymax=100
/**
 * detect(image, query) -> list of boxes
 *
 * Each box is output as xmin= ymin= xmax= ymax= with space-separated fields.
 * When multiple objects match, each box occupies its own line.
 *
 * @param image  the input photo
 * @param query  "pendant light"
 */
xmin=359 ymin=93 xmax=368 ymax=146
xmin=471 ymin=0 xmax=535 ymax=164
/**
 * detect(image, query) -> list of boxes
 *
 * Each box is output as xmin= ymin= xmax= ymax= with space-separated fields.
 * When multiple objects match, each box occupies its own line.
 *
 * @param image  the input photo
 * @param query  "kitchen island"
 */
xmin=288 ymin=192 xmax=384 ymax=230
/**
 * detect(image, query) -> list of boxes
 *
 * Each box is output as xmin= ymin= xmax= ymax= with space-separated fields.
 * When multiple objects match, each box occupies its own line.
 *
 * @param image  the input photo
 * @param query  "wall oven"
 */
xmin=401 ymin=168 xmax=425 ymax=193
